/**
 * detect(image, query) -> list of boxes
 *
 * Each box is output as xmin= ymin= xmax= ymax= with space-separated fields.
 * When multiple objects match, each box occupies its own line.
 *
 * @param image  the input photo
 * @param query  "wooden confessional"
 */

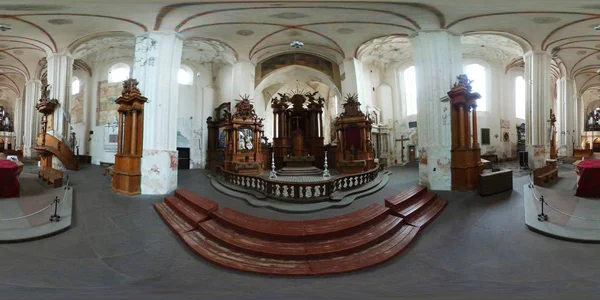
xmin=111 ymin=79 xmax=146 ymax=196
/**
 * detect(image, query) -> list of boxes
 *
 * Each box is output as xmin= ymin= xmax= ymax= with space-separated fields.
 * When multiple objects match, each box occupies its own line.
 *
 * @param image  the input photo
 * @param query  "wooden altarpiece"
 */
xmin=270 ymin=91 xmax=325 ymax=168
xmin=334 ymin=94 xmax=375 ymax=174
xmin=111 ymin=79 xmax=146 ymax=196
xmin=448 ymin=74 xmax=483 ymax=191
xmin=207 ymin=96 xmax=264 ymax=175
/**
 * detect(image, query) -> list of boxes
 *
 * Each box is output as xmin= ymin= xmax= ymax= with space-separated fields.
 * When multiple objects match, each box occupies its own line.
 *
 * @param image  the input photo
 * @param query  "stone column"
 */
xmin=23 ymin=80 xmax=41 ymax=157
xmin=13 ymin=97 xmax=22 ymax=150
xmin=411 ymin=30 xmax=462 ymax=190
xmin=132 ymin=31 xmax=183 ymax=195
xmin=46 ymin=52 xmax=73 ymax=140
xmin=524 ymin=51 xmax=552 ymax=168
xmin=231 ymin=61 xmax=255 ymax=99
xmin=341 ymin=58 xmax=366 ymax=112
xmin=558 ymin=77 xmax=576 ymax=156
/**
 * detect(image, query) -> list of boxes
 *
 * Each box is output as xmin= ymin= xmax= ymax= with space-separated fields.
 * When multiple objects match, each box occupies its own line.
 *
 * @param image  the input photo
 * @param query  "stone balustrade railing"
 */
xmin=218 ymin=166 xmax=380 ymax=203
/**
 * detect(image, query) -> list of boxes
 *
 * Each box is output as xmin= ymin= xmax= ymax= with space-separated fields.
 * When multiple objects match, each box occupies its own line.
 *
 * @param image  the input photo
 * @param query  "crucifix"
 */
xmin=396 ymin=135 xmax=410 ymax=163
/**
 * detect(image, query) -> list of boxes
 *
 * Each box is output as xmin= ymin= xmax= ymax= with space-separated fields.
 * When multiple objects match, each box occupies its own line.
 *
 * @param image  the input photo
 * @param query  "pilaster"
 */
xmin=132 ymin=31 xmax=183 ymax=195
xmin=411 ymin=30 xmax=463 ymax=190
xmin=341 ymin=58 xmax=366 ymax=112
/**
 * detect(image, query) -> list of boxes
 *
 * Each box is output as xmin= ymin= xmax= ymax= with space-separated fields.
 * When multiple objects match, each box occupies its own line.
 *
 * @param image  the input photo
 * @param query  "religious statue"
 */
xmin=350 ymin=145 xmax=356 ymax=160
xmin=367 ymin=139 xmax=374 ymax=152
xmin=454 ymin=74 xmax=473 ymax=91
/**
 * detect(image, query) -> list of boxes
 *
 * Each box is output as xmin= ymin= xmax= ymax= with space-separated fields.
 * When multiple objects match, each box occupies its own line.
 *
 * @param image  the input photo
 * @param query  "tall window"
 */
xmin=464 ymin=64 xmax=487 ymax=111
xmin=403 ymin=66 xmax=417 ymax=116
xmin=71 ymin=77 xmax=80 ymax=95
xmin=108 ymin=63 xmax=130 ymax=83
xmin=515 ymin=76 xmax=526 ymax=119
xmin=178 ymin=65 xmax=193 ymax=85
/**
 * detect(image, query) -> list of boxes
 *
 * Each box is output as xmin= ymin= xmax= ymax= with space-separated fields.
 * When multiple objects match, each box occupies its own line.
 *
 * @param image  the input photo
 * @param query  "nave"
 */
xmin=0 ymin=163 xmax=598 ymax=299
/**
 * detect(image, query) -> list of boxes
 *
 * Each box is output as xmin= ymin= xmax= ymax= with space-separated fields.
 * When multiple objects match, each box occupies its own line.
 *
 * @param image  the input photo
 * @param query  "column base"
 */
xmin=141 ymin=149 xmax=178 ymax=195
xmin=527 ymin=145 xmax=546 ymax=169
xmin=418 ymin=146 xmax=451 ymax=191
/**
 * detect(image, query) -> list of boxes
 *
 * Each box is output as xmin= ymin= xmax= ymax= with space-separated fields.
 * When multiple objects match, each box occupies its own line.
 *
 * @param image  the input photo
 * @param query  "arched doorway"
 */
xmin=0 ymin=138 xmax=4 ymax=153
xmin=594 ymin=138 xmax=600 ymax=153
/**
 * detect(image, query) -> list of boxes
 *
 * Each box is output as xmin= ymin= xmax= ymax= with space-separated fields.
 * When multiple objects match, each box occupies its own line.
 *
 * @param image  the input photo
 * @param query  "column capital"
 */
xmin=523 ymin=50 xmax=552 ymax=59
xmin=134 ymin=30 xmax=184 ymax=41
xmin=409 ymin=29 xmax=461 ymax=39
xmin=46 ymin=51 xmax=73 ymax=60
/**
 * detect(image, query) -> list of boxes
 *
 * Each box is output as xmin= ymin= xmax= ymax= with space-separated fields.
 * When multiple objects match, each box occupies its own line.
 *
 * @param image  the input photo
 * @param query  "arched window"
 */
xmin=403 ymin=66 xmax=417 ymax=116
xmin=108 ymin=63 xmax=130 ymax=83
xmin=71 ymin=77 xmax=80 ymax=95
xmin=178 ymin=65 xmax=194 ymax=85
xmin=464 ymin=64 xmax=487 ymax=111
xmin=515 ymin=76 xmax=526 ymax=119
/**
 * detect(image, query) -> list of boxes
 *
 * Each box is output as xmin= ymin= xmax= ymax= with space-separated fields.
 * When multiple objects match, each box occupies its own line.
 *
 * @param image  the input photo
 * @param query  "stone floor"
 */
xmin=3 ymin=163 xmax=600 ymax=299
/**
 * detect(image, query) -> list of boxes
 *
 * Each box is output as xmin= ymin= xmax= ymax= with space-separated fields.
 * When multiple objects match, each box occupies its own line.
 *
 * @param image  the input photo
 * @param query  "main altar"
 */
xmin=208 ymin=93 xmax=385 ymax=204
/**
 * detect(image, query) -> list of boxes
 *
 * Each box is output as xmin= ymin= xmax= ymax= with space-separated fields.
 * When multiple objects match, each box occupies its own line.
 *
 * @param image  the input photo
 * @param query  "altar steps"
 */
xmin=154 ymin=187 xmax=447 ymax=275
xmin=277 ymin=166 xmax=323 ymax=177
xmin=385 ymin=185 xmax=448 ymax=229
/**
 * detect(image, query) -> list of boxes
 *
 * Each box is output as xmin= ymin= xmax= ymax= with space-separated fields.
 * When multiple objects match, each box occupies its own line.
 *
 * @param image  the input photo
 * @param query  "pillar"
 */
xmin=411 ymin=30 xmax=463 ymax=190
xmin=13 ymin=97 xmax=22 ymax=150
xmin=341 ymin=58 xmax=366 ymax=112
xmin=132 ymin=31 xmax=183 ymax=195
xmin=524 ymin=51 xmax=552 ymax=168
xmin=46 ymin=52 xmax=74 ymax=140
xmin=231 ymin=61 xmax=255 ymax=100
xmin=23 ymin=80 xmax=41 ymax=157
xmin=558 ymin=77 xmax=576 ymax=156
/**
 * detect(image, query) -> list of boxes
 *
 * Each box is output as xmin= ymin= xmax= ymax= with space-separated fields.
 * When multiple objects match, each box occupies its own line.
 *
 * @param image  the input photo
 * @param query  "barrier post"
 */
xmin=538 ymin=195 xmax=548 ymax=222
xmin=49 ymin=196 xmax=61 ymax=222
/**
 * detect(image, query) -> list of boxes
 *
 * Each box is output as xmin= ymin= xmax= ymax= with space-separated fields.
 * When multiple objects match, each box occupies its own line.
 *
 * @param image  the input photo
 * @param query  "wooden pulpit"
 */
xmin=111 ymin=79 xmax=147 ymax=196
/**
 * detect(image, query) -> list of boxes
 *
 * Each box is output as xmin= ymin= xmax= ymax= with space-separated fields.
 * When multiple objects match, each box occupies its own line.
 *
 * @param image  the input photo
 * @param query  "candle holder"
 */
xmin=269 ymin=152 xmax=277 ymax=179
xmin=323 ymin=150 xmax=331 ymax=178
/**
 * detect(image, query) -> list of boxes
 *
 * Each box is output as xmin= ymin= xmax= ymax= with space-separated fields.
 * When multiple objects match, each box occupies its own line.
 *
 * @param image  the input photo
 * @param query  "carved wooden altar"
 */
xmin=271 ymin=91 xmax=325 ymax=168
xmin=111 ymin=79 xmax=146 ymax=196
xmin=334 ymin=94 xmax=375 ymax=174
xmin=207 ymin=96 xmax=264 ymax=175
xmin=549 ymin=109 xmax=557 ymax=159
xmin=449 ymin=74 xmax=483 ymax=191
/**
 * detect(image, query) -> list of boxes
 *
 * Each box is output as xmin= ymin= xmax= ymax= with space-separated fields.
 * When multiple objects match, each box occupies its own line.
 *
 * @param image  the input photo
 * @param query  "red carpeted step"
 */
xmin=198 ymin=214 xmax=404 ymax=259
xmin=198 ymin=219 xmax=306 ymax=258
xmin=405 ymin=198 xmax=448 ymax=229
xmin=308 ymin=225 xmax=419 ymax=275
xmin=174 ymin=189 xmax=219 ymax=215
xmin=153 ymin=202 xmax=194 ymax=235
xmin=385 ymin=185 xmax=426 ymax=209
xmin=181 ymin=230 xmax=312 ymax=275
xmin=304 ymin=215 xmax=404 ymax=257
xmin=393 ymin=192 xmax=437 ymax=218
xmin=212 ymin=208 xmax=305 ymax=240
xmin=303 ymin=203 xmax=390 ymax=238
xmin=165 ymin=196 xmax=210 ymax=227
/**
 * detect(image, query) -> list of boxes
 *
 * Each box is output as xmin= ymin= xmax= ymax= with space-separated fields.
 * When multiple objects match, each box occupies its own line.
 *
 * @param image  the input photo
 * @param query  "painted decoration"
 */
xmin=260 ymin=53 xmax=334 ymax=79
xmin=96 ymin=80 xmax=122 ymax=126
xmin=70 ymin=82 xmax=85 ymax=124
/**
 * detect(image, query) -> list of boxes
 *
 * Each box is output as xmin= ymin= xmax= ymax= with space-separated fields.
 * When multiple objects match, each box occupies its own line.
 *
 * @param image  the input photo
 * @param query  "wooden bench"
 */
xmin=533 ymin=165 xmax=558 ymax=185
xmin=38 ymin=167 xmax=63 ymax=188
xmin=478 ymin=169 xmax=513 ymax=196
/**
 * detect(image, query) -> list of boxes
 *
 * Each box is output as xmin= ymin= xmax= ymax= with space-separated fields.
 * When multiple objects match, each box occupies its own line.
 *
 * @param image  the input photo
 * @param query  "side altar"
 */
xmin=334 ymin=94 xmax=375 ymax=174
xmin=206 ymin=95 xmax=265 ymax=175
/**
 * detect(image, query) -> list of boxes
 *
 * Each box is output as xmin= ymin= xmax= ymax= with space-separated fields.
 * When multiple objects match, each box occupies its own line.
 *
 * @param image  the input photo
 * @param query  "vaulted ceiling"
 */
xmin=1 ymin=0 xmax=600 ymax=106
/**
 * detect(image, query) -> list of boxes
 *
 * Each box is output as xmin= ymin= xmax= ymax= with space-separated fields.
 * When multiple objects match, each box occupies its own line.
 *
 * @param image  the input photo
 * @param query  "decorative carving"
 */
xmin=232 ymin=94 xmax=258 ymax=121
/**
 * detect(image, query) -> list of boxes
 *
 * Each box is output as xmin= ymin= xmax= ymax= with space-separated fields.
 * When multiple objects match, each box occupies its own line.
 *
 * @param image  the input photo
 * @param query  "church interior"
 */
xmin=2 ymin=0 xmax=600 ymax=298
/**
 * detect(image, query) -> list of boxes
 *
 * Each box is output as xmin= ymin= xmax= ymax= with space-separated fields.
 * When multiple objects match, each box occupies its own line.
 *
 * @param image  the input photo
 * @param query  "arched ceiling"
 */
xmin=0 ymin=0 xmax=600 ymax=103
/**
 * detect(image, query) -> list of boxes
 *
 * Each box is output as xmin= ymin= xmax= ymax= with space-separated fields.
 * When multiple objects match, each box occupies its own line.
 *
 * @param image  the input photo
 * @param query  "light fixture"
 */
xmin=290 ymin=40 xmax=304 ymax=48
xmin=0 ymin=24 xmax=12 ymax=32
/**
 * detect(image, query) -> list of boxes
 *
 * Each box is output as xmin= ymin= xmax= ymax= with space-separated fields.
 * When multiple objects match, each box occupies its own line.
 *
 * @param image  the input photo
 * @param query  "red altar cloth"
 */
xmin=0 ymin=160 xmax=20 ymax=198
xmin=575 ymin=159 xmax=600 ymax=198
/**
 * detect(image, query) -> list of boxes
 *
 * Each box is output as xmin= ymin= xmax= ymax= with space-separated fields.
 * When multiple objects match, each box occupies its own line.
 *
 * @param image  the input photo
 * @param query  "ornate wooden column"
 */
xmin=112 ymin=79 xmax=147 ymax=196
xmin=449 ymin=75 xmax=483 ymax=191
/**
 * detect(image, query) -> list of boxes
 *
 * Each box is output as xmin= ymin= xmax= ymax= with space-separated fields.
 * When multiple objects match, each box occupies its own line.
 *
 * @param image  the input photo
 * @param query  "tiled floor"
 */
xmin=3 ymin=163 xmax=600 ymax=299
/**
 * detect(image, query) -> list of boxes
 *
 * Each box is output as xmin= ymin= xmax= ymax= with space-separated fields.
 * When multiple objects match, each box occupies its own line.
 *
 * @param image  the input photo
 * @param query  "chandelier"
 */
xmin=290 ymin=40 xmax=304 ymax=49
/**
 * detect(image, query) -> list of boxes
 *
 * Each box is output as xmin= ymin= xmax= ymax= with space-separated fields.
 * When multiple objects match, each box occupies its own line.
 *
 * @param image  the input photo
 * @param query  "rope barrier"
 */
xmin=528 ymin=168 xmax=600 ymax=222
xmin=0 ymin=177 xmax=70 ymax=222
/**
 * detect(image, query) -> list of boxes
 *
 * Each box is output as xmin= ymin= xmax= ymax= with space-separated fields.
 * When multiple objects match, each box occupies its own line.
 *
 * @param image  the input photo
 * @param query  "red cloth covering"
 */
xmin=576 ymin=159 xmax=600 ymax=198
xmin=0 ymin=160 xmax=20 ymax=198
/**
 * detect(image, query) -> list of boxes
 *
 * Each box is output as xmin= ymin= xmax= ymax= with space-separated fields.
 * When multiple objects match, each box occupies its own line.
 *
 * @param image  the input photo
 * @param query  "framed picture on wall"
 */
xmin=481 ymin=128 xmax=490 ymax=145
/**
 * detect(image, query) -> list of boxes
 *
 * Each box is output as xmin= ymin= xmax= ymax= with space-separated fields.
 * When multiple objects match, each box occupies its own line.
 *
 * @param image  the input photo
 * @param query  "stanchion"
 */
xmin=50 ymin=196 xmax=61 ymax=222
xmin=538 ymin=195 xmax=548 ymax=222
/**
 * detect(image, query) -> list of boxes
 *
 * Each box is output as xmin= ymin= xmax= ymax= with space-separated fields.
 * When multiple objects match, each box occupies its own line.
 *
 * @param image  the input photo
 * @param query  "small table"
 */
xmin=0 ymin=160 xmax=21 ymax=198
